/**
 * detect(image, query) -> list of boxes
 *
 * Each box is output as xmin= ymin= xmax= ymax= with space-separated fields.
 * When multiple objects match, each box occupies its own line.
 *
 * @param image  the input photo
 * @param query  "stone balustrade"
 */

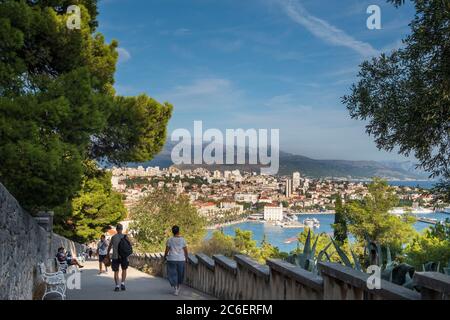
xmin=128 ymin=251 xmax=450 ymax=300
xmin=413 ymin=272 xmax=450 ymax=300
xmin=319 ymin=262 xmax=421 ymax=300
xmin=267 ymin=259 xmax=323 ymax=300
xmin=128 ymin=252 xmax=166 ymax=278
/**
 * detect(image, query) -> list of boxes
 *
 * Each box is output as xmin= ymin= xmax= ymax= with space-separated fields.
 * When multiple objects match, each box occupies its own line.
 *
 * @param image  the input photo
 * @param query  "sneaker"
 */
xmin=174 ymin=287 xmax=179 ymax=296
xmin=120 ymin=284 xmax=126 ymax=291
xmin=114 ymin=286 xmax=120 ymax=292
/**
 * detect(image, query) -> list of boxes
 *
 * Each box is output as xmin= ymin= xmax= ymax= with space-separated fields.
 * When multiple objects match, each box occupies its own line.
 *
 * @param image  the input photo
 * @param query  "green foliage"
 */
xmin=199 ymin=231 xmax=237 ymax=257
xmin=288 ymin=229 xmax=362 ymax=274
xmin=332 ymin=194 xmax=348 ymax=243
xmin=199 ymin=230 xmax=286 ymax=264
xmin=431 ymin=180 xmax=450 ymax=204
xmin=53 ymin=161 xmax=126 ymax=243
xmin=287 ymin=229 xmax=321 ymax=273
xmin=342 ymin=0 xmax=450 ymax=179
xmin=404 ymin=219 xmax=450 ymax=272
xmin=344 ymin=178 xmax=417 ymax=253
xmin=0 ymin=0 xmax=172 ymax=212
xmin=130 ymin=189 xmax=207 ymax=253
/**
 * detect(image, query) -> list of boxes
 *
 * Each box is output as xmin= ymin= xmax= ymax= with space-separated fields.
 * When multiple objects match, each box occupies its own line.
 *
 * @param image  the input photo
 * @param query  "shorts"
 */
xmin=99 ymin=254 xmax=107 ymax=262
xmin=112 ymin=257 xmax=129 ymax=272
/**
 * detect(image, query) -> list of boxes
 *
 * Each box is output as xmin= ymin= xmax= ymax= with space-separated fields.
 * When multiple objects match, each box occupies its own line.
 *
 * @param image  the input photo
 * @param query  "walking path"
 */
xmin=67 ymin=260 xmax=213 ymax=300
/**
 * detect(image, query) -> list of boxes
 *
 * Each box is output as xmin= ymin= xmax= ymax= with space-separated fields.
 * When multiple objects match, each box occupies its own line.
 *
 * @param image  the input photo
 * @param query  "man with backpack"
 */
xmin=107 ymin=224 xmax=133 ymax=292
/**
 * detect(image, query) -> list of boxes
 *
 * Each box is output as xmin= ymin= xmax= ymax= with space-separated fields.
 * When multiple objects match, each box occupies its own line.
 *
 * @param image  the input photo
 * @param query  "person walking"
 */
xmin=107 ymin=224 xmax=132 ymax=292
xmin=97 ymin=235 xmax=109 ymax=274
xmin=164 ymin=226 xmax=188 ymax=296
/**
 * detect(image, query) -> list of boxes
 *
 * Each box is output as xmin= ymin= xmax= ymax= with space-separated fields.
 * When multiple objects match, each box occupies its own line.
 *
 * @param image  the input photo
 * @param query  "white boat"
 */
xmin=411 ymin=207 xmax=434 ymax=214
xmin=390 ymin=207 xmax=434 ymax=215
xmin=389 ymin=207 xmax=406 ymax=215
xmin=303 ymin=218 xmax=320 ymax=228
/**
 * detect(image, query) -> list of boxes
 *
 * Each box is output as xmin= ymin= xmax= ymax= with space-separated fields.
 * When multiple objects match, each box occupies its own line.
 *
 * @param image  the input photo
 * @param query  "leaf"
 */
xmin=350 ymin=248 xmax=362 ymax=272
xmin=303 ymin=229 xmax=312 ymax=257
xmin=386 ymin=246 xmax=392 ymax=265
xmin=331 ymin=237 xmax=353 ymax=268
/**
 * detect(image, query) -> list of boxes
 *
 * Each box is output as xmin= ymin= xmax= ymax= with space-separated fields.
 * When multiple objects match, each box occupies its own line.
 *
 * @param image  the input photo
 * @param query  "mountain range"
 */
xmin=126 ymin=142 xmax=430 ymax=180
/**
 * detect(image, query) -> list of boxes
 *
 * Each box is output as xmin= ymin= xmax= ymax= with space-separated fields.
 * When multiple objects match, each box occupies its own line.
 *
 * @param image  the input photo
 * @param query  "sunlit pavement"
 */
xmin=66 ymin=259 xmax=214 ymax=300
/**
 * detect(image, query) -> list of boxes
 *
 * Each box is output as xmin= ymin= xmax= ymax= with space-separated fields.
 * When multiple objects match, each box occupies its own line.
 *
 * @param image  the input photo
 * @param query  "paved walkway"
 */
xmin=67 ymin=260 xmax=213 ymax=300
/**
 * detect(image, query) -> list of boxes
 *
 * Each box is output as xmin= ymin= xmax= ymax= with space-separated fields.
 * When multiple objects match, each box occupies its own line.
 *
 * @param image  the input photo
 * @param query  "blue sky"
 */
xmin=97 ymin=0 xmax=415 ymax=161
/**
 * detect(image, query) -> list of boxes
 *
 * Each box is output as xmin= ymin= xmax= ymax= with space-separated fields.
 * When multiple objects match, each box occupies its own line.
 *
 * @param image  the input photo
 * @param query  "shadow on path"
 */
xmin=66 ymin=260 xmax=213 ymax=300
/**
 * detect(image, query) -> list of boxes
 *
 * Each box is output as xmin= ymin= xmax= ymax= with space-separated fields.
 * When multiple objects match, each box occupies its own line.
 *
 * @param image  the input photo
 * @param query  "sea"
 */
xmin=206 ymin=180 xmax=447 ymax=253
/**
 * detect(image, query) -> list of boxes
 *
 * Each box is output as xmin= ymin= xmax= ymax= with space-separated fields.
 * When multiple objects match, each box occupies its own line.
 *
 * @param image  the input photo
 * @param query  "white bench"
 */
xmin=38 ymin=262 xmax=66 ymax=300
xmin=55 ymin=257 xmax=69 ymax=273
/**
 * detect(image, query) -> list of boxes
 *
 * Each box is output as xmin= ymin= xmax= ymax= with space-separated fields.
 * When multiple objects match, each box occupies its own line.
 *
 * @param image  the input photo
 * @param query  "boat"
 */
xmin=284 ymin=237 xmax=298 ymax=244
xmin=443 ymin=207 xmax=450 ymax=214
xmin=411 ymin=207 xmax=434 ymax=214
xmin=389 ymin=207 xmax=434 ymax=215
xmin=303 ymin=218 xmax=320 ymax=228
xmin=281 ymin=222 xmax=305 ymax=229
xmin=389 ymin=207 xmax=406 ymax=215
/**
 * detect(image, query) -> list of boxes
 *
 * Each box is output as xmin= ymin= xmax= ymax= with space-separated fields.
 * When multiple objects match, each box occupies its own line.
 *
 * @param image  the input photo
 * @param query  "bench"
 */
xmin=38 ymin=262 xmax=66 ymax=300
xmin=55 ymin=257 xmax=69 ymax=273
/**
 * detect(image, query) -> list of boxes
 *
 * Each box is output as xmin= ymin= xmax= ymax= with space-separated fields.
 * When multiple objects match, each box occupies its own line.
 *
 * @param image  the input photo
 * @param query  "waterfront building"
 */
xmin=286 ymin=179 xmax=293 ymax=198
xmin=293 ymin=172 xmax=301 ymax=190
xmin=234 ymin=193 xmax=259 ymax=204
xmin=264 ymin=204 xmax=283 ymax=221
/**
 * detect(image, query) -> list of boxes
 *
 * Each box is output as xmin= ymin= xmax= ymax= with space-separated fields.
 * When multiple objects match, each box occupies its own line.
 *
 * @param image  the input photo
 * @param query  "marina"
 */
xmin=207 ymin=211 xmax=449 ymax=253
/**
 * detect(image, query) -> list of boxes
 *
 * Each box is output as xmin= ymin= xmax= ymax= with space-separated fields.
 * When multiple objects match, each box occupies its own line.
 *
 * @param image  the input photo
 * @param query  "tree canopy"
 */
xmin=342 ymin=0 xmax=450 ymax=180
xmin=0 ymin=0 xmax=172 ymax=212
xmin=130 ymin=189 xmax=207 ymax=253
xmin=53 ymin=161 xmax=126 ymax=243
xmin=344 ymin=178 xmax=417 ymax=252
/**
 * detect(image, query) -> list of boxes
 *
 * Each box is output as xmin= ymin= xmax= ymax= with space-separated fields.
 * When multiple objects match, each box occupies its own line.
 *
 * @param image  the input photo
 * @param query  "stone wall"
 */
xmin=128 ymin=252 xmax=450 ymax=300
xmin=0 ymin=183 xmax=84 ymax=300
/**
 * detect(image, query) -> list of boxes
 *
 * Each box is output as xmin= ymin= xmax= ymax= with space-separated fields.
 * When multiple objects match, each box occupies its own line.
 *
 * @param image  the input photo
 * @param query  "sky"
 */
xmin=97 ymin=0 xmax=416 ymax=161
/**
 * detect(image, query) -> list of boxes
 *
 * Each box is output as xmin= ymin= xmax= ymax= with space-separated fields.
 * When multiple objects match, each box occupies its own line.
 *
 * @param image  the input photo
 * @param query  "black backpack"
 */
xmin=118 ymin=235 xmax=133 ymax=258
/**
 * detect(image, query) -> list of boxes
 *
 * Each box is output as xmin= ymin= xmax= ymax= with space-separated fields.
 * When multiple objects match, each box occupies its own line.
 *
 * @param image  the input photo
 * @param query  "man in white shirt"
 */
xmin=97 ymin=235 xmax=109 ymax=274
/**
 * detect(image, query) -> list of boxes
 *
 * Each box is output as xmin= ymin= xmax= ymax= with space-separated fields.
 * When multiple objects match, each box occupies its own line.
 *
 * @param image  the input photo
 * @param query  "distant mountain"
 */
xmin=126 ymin=142 xmax=429 ymax=180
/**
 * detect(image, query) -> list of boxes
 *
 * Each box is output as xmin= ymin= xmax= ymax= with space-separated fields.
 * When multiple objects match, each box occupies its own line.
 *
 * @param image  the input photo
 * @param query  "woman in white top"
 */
xmin=164 ymin=225 xmax=188 ymax=296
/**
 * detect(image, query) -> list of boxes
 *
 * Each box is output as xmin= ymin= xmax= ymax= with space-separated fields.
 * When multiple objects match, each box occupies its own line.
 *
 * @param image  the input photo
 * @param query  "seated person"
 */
xmin=56 ymin=247 xmax=84 ymax=268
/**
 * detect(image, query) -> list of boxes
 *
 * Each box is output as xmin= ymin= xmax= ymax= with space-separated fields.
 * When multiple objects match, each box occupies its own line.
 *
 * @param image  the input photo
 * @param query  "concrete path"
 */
xmin=67 ymin=260 xmax=213 ymax=300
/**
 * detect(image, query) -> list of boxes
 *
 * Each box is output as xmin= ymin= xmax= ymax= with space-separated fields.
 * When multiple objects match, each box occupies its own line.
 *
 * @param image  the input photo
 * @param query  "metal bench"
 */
xmin=38 ymin=262 xmax=66 ymax=300
xmin=55 ymin=257 xmax=69 ymax=273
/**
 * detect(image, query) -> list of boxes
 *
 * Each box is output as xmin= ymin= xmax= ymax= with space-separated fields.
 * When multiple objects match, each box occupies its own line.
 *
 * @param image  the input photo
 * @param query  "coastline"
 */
xmin=206 ymin=218 xmax=261 ymax=230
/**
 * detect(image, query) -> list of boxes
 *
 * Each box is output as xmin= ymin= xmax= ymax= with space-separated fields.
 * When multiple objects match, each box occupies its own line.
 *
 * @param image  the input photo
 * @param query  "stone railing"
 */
xmin=128 ymin=252 xmax=167 ymax=278
xmin=0 ymin=182 xmax=85 ymax=300
xmin=413 ymin=272 xmax=450 ymax=300
xmin=319 ymin=262 xmax=421 ymax=300
xmin=128 ymin=251 xmax=450 ymax=300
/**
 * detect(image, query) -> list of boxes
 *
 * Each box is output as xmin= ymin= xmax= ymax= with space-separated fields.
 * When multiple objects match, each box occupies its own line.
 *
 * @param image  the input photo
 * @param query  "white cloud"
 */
xmin=174 ymin=28 xmax=191 ymax=36
xmin=161 ymin=28 xmax=192 ymax=36
xmin=158 ymin=78 xmax=245 ymax=111
xmin=209 ymin=39 xmax=243 ymax=53
xmin=116 ymin=47 xmax=131 ymax=63
xmin=279 ymin=0 xmax=378 ymax=57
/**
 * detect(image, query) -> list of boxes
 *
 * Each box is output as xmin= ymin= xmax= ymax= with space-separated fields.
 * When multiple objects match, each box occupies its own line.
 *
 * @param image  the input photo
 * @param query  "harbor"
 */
xmin=207 ymin=210 xmax=450 ymax=253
